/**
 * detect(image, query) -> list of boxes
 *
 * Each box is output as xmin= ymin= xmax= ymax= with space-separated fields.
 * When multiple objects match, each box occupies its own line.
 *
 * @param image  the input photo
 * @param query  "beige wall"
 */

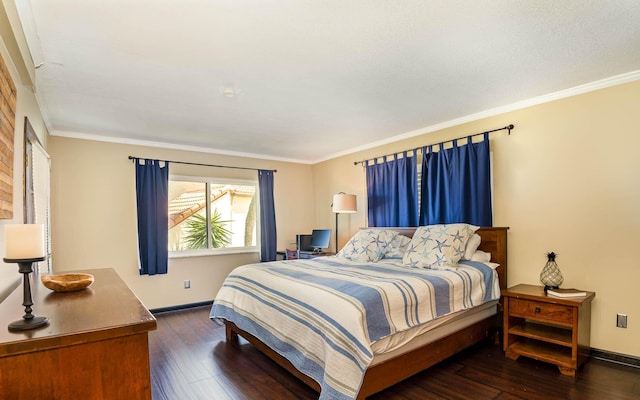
xmin=0 ymin=3 xmax=48 ymax=301
xmin=314 ymin=80 xmax=640 ymax=357
xmin=48 ymin=137 xmax=315 ymax=309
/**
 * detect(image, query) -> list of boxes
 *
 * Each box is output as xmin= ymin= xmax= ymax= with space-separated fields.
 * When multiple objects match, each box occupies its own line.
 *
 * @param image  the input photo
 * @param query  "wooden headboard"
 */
xmin=366 ymin=226 xmax=509 ymax=290
xmin=476 ymin=227 xmax=509 ymax=290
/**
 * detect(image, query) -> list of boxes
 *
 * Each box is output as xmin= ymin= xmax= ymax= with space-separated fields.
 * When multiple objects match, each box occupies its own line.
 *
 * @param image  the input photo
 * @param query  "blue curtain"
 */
xmin=366 ymin=151 xmax=419 ymax=227
xmin=419 ymin=133 xmax=492 ymax=226
xmin=135 ymin=159 xmax=169 ymax=275
xmin=258 ymin=170 xmax=277 ymax=261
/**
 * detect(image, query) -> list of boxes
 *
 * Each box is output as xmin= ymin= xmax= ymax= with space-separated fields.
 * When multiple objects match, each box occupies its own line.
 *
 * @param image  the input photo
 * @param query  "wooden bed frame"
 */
xmin=225 ymin=226 xmax=508 ymax=399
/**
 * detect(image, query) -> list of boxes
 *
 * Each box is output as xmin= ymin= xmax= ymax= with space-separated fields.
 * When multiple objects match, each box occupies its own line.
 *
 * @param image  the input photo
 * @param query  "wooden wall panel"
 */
xmin=0 ymin=50 xmax=16 ymax=219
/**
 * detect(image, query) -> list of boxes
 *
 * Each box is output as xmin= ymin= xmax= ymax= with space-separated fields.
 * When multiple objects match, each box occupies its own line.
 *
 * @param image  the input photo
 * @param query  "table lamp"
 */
xmin=332 ymin=193 xmax=357 ymax=252
xmin=4 ymin=224 xmax=49 ymax=331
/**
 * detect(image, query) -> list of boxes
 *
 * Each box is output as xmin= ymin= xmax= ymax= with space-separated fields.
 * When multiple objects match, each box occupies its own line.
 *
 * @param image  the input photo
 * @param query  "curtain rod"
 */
xmin=128 ymin=156 xmax=277 ymax=173
xmin=353 ymin=124 xmax=514 ymax=166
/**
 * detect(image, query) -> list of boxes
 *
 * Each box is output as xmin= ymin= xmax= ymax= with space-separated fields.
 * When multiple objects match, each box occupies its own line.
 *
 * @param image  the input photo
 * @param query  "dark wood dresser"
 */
xmin=0 ymin=268 xmax=157 ymax=399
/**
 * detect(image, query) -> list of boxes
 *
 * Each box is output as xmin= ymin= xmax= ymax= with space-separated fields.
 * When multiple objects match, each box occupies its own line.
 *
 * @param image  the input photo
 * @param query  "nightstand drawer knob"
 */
xmin=535 ymin=307 xmax=541 ymax=313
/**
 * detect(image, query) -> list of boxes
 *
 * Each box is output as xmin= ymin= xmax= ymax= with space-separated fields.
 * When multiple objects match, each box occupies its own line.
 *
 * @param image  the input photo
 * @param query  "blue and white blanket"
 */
xmin=210 ymin=257 xmax=499 ymax=400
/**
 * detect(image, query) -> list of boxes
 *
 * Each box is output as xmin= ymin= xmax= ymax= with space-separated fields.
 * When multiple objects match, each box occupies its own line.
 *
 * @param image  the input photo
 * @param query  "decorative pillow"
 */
xmin=462 ymin=234 xmax=482 ymax=260
xmin=383 ymin=234 xmax=412 ymax=258
xmin=337 ymin=229 xmax=398 ymax=263
xmin=402 ymin=224 xmax=479 ymax=269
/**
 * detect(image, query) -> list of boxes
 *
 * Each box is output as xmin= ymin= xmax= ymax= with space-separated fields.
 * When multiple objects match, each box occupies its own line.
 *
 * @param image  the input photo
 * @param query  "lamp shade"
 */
xmin=332 ymin=193 xmax=357 ymax=213
xmin=5 ymin=224 xmax=45 ymax=259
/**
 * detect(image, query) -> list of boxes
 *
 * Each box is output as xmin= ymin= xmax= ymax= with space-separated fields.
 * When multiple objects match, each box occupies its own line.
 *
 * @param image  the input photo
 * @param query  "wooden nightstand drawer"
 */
xmin=509 ymin=298 xmax=573 ymax=325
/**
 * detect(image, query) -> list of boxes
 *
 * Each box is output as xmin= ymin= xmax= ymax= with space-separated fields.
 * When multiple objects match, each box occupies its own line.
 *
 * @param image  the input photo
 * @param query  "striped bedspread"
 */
xmin=210 ymin=257 xmax=499 ymax=400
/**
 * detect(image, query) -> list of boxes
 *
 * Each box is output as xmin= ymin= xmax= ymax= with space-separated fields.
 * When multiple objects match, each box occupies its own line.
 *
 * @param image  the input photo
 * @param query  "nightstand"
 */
xmin=502 ymin=284 xmax=595 ymax=377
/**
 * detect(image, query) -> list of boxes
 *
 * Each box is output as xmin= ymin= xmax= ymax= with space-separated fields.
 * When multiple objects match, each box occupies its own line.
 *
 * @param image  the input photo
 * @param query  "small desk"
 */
xmin=298 ymin=251 xmax=335 ymax=259
xmin=0 ymin=268 xmax=157 ymax=399
xmin=277 ymin=250 xmax=335 ymax=260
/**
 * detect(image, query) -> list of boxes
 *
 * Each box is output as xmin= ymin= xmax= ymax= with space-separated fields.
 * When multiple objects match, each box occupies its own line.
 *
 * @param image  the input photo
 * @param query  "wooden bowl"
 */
xmin=41 ymin=273 xmax=95 ymax=292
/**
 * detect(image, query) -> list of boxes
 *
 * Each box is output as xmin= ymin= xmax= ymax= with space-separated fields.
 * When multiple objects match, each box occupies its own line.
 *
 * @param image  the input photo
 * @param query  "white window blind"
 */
xmin=26 ymin=140 xmax=51 ymax=273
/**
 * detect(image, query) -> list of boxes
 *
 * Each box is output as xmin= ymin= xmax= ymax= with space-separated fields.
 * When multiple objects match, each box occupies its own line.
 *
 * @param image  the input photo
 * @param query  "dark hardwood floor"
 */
xmin=149 ymin=306 xmax=640 ymax=400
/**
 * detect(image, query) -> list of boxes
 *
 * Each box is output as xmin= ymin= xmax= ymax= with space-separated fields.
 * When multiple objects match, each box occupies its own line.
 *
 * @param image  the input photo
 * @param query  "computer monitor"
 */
xmin=309 ymin=229 xmax=331 ymax=252
xmin=296 ymin=234 xmax=313 ymax=252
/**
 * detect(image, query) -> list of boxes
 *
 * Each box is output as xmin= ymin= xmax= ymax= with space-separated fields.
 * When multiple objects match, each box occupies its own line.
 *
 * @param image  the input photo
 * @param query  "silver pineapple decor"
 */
xmin=540 ymin=251 xmax=563 ymax=290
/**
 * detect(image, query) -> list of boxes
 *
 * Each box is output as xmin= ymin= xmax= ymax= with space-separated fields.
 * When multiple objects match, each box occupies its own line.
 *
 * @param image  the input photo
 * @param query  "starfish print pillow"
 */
xmin=337 ymin=229 xmax=398 ymax=263
xmin=402 ymin=224 xmax=479 ymax=270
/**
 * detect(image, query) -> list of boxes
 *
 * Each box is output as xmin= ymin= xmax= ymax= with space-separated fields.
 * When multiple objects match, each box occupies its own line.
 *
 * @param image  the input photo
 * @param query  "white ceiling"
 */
xmin=17 ymin=1 xmax=640 ymax=163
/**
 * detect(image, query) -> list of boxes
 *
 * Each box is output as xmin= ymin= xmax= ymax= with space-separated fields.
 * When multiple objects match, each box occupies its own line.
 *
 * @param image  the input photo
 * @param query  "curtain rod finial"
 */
xmin=507 ymin=124 xmax=514 ymax=135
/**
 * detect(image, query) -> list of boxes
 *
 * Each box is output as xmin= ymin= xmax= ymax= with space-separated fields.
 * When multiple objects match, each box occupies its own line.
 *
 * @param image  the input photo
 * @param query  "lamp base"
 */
xmin=8 ymin=316 xmax=49 ymax=331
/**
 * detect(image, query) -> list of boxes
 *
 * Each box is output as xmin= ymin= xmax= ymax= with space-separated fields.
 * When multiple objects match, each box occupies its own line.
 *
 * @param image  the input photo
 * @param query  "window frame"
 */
xmin=168 ymin=174 xmax=260 ymax=259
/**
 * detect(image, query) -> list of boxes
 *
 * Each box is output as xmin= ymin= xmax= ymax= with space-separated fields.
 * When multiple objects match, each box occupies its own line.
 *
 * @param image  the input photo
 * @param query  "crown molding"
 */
xmin=314 ymin=70 xmax=640 ymax=164
xmin=49 ymin=130 xmax=314 ymax=165
xmin=48 ymin=70 xmax=640 ymax=165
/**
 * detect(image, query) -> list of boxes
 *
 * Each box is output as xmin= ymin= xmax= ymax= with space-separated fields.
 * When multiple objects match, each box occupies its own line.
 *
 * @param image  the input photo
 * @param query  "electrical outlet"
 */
xmin=616 ymin=313 xmax=627 ymax=328
xmin=184 ymin=280 xmax=191 ymax=289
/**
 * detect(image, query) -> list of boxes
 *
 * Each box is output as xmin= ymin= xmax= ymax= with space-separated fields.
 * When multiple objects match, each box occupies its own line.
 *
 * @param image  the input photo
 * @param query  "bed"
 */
xmin=211 ymin=226 xmax=508 ymax=400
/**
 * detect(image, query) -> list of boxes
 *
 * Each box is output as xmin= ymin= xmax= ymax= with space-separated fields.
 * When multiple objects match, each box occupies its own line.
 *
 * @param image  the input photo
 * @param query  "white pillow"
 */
xmin=461 ymin=259 xmax=499 ymax=270
xmin=384 ymin=234 xmax=412 ymax=258
xmin=484 ymin=262 xmax=500 ymax=270
xmin=402 ymin=224 xmax=479 ymax=270
xmin=462 ymin=234 xmax=482 ymax=260
xmin=337 ymin=229 xmax=398 ymax=263
xmin=470 ymin=250 xmax=491 ymax=262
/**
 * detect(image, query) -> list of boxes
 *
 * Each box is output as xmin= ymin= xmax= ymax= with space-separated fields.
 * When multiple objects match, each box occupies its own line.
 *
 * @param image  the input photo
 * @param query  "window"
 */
xmin=168 ymin=176 xmax=258 ymax=255
xmin=24 ymin=119 xmax=51 ymax=273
